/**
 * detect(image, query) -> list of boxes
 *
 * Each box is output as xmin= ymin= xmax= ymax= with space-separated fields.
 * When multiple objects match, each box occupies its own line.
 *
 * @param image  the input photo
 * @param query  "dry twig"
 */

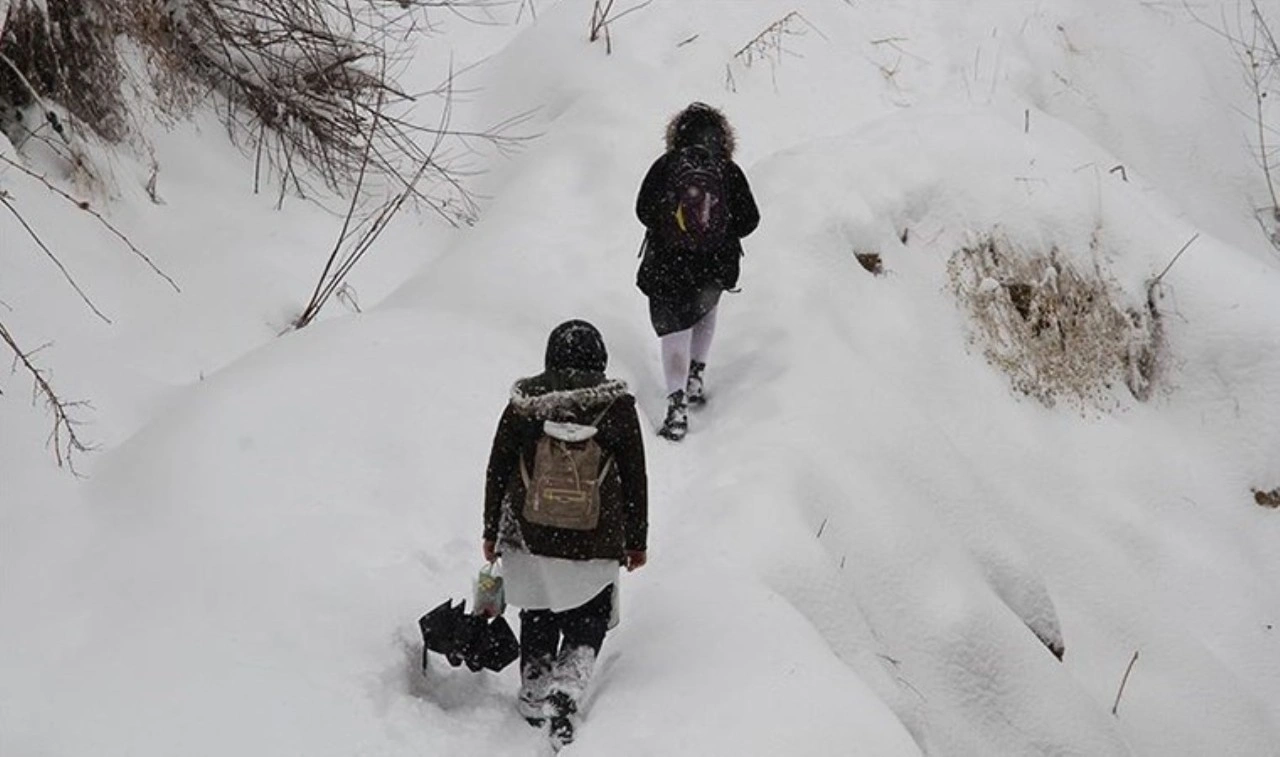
xmin=1111 ymin=650 xmax=1140 ymax=716
xmin=0 ymin=318 xmax=94 ymax=473
xmin=1184 ymin=1 xmax=1280 ymax=247
xmin=728 ymin=11 xmax=825 ymax=91
xmin=0 ymin=153 xmax=179 ymax=291
xmin=0 ymin=189 xmax=110 ymax=323
xmin=1152 ymin=232 xmax=1201 ymax=285
xmin=589 ymin=0 xmax=653 ymax=54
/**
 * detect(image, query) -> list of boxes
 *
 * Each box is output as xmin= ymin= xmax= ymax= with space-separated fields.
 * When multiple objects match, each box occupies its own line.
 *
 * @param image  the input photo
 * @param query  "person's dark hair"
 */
xmin=665 ymin=101 xmax=736 ymax=157
xmin=544 ymin=320 xmax=608 ymax=373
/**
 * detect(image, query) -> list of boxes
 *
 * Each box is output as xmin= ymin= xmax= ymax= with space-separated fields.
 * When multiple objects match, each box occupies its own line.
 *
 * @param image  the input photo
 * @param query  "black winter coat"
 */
xmin=483 ymin=369 xmax=648 ymax=562
xmin=635 ymin=151 xmax=760 ymax=300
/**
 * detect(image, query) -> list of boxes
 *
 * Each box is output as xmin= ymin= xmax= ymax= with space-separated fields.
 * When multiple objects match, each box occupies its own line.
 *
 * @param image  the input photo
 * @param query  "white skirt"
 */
xmin=501 ymin=550 xmax=619 ymax=613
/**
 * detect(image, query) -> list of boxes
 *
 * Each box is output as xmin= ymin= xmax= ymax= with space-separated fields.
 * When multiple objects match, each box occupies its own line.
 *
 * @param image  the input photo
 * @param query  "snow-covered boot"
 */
xmin=658 ymin=390 xmax=688 ymax=441
xmin=517 ymin=658 xmax=551 ymax=726
xmin=546 ymin=691 xmax=577 ymax=751
xmin=545 ymin=645 xmax=594 ymax=750
xmin=686 ymin=360 xmax=707 ymax=406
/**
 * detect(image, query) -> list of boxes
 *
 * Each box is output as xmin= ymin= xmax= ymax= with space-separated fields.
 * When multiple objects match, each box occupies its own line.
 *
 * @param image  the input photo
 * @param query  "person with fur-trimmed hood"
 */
xmin=635 ymin=102 xmax=760 ymax=440
xmin=483 ymin=319 xmax=648 ymax=749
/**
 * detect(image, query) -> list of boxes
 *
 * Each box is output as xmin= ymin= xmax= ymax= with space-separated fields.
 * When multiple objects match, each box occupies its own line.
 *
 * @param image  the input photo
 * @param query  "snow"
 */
xmin=5 ymin=0 xmax=1280 ymax=755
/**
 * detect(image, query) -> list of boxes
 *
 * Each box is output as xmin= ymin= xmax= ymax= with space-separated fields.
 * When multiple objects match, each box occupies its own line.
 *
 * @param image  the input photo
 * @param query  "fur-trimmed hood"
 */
xmin=510 ymin=372 xmax=630 ymax=421
xmin=665 ymin=102 xmax=736 ymax=157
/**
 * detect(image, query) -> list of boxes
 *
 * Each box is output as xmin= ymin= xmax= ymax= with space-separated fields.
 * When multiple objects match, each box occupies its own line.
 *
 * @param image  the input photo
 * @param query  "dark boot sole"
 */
xmin=658 ymin=426 xmax=688 ymax=441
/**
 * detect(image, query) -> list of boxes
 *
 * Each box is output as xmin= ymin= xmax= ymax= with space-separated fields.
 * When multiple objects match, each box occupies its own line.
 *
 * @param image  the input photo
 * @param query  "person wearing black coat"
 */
xmin=635 ymin=102 xmax=760 ymax=440
xmin=483 ymin=320 xmax=648 ymax=748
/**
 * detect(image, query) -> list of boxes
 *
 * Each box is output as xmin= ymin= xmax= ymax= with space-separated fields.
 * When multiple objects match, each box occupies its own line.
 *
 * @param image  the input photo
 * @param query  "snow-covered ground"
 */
xmin=4 ymin=1 xmax=1280 ymax=754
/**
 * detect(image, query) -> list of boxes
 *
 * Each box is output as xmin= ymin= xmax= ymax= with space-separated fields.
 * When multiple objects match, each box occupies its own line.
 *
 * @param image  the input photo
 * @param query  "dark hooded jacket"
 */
xmin=483 ymin=323 xmax=648 ymax=562
xmin=635 ymin=104 xmax=760 ymax=300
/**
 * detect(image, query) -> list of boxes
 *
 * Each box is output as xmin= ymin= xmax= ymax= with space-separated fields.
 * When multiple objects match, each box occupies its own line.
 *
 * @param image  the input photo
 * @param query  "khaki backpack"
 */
xmin=520 ymin=406 xmax=614 ymax=531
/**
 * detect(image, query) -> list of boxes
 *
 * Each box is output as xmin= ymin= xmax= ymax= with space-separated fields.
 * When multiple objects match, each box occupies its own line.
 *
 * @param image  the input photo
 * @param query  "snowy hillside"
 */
xmin=4 ymin=1 xmax=1280 ymax=755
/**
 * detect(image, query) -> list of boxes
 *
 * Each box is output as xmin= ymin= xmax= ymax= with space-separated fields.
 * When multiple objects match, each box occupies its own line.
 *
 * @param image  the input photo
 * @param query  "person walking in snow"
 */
xmin=482 ymin=319 xmax=648 ymax=749
xmin=635 ymin=101 xmax=760 ymax=440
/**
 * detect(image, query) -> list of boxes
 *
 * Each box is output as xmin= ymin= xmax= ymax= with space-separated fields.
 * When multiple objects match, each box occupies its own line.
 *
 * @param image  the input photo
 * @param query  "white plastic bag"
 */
xmin=473 ymin=562 xmax=506 ymax=618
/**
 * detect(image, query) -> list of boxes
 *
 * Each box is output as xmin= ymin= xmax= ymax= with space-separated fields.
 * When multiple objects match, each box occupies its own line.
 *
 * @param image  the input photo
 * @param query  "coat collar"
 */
xmin=510 ymin=372 xmax=629 ymax=419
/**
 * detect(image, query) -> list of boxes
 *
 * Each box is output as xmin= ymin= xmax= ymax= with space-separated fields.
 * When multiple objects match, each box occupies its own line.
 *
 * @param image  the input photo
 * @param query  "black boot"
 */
xmin=546 ymin=690 xmax=577 ymax=751
xmin=517 ymin=657 xmax=551 ymax=726
xmin=658 ymin=390 xmax=688 ymax=441
xmin=686 ymin=360 xmax=707 ymax=406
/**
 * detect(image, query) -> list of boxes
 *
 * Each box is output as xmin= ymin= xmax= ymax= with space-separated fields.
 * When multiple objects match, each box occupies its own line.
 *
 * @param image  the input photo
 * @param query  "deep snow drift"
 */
xmin=4 ymin=1 xmax=1280 ymax=755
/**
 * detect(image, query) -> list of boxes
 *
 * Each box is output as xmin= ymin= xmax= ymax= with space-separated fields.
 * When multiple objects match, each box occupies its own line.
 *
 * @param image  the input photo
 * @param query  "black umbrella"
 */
xmin=472 ymin=615 xmax=519 ymax=671
xmin=418 ymin=599 xmax=519 ymax=673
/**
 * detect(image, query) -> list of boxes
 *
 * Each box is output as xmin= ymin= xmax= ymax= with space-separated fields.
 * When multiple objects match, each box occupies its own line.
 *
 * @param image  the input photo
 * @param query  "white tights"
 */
xmin=660 ymin=307 xmax=718 ymax=396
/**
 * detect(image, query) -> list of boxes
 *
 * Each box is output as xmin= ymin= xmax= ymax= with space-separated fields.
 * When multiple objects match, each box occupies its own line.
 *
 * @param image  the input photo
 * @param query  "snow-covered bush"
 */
xmin=948 ymin=233 xmax=1162 ymax=410
xmin=0 ymin=0 xmax=131 ymax=148
xmin=0 ymin=0 xmax=482 ymax=206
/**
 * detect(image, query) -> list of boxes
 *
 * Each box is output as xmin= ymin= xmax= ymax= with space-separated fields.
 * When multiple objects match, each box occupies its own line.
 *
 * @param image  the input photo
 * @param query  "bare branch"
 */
xmin=0 ymin=191 xmax=111 ymax=323
xmin=1186 ymin=1 xmax=1280 ymax=248
xmin=1111 ymin=650 xmax=1140 ymax=717
xmin=0 ymin=154 xmax=180 ymax=292
xmin=589 ymin=0 xmax=651 ymax=54
xmin=0 ymin=318 xmax=95 ymax=473
xmin=1153 ymin=233 xmax=1201 ymax=284
xmin=733 ymin=11 xmax=825 ymax=63
xmin=728 ymin=11 xmax=825 ymax=91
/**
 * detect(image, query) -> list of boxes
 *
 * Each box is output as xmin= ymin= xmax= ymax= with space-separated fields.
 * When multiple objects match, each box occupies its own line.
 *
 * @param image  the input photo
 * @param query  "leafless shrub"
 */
xmin=1 ymin=144 xmax=179 ymax=470
xmin=166 ymin=1 xmax=433 ymax=203
xmin=2 ymin=0 xmax=521 ymax=213
xmin=1186 ymin=0 xmax=1280 ymax=251
xmin=2 ymin=0 xmax=524 ymax=468
xmin=290 ymin=65 xmax=538 ymax=328
xmin=588 ymin=0 xmax=652 ymax=55
xmin=292 ymin=109 xmax=431 ymax=329
xmin=725 ymin=11 xmax=824 ymax=92
xmin=948 ymin=233 xmax=1164 ymax=410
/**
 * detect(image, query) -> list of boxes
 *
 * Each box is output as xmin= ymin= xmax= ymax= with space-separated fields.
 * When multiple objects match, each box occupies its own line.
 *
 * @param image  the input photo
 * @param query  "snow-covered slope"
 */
xmin=4 ymin=1 xmax=1280 ymax=755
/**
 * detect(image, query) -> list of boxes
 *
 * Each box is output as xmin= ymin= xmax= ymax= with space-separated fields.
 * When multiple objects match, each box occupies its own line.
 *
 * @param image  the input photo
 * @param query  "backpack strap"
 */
xmin=590 ymin=400 xmax=618 ymax=483
xmin=590 ymin=400 xmax=617 ymax=427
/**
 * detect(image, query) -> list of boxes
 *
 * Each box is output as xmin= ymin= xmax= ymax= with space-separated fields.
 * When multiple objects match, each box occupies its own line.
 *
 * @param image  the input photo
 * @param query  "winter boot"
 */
xmin=517 ymin=658 xmax=551 ymax=726
xmin=545 ymin=645 xmax=595 ymax=749
xmin=658 ymin=390 xmax=689 ymax=441
xmin=546 ymin=690 xmax=578 ymax=751
xmin=686 ymin=360 xmax=707 ymax=406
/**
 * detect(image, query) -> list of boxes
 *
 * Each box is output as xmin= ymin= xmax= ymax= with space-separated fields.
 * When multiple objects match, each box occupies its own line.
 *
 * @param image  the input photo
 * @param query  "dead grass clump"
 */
xmin=1255 ymin=488 xmax=1280 ymax=508
xmin=854 ymin=251 xmax=884 ymax=275
xmin=0 ymin=0 xmax=133 ymax=146
xmin=948 ymin=234 xmax=1163 ymax=410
